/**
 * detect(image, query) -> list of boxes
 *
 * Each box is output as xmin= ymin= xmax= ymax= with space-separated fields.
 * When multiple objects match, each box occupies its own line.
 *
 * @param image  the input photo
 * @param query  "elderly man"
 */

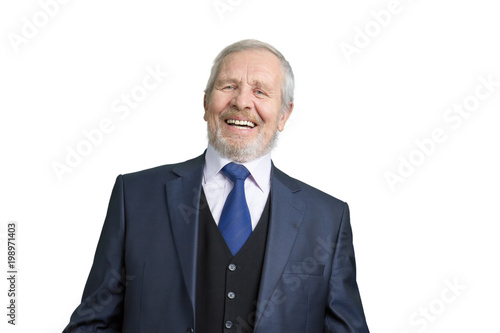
xmin=63 ymin=39 xmax=370 ymax=332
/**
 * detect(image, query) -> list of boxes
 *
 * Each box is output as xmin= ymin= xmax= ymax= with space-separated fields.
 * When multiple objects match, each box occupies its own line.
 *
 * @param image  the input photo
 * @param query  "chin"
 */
xmin=207 ymin=125 xmax=279 ymax=162
xmin=215 ymin=141 xmax=262 ymax=163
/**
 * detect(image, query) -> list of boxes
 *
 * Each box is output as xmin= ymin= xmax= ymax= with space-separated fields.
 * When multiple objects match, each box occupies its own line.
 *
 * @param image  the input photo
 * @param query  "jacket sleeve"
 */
xmin=324 ymin=202 xmax=370 ymax=333
xmin=63 ymin=175 xmax=127 ymax=333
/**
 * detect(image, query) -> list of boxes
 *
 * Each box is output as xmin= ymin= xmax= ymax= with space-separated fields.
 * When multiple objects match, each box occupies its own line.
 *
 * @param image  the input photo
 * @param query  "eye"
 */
xmin=223 ymin=86 xmax=235 ymax=90
xmin=255 ymin=89 xmax=265 ymax=95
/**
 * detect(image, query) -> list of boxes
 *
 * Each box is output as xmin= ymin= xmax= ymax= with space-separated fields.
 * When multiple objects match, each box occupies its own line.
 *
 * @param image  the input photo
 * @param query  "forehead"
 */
xmin=217 ymin=49 xmax=282 ymax=87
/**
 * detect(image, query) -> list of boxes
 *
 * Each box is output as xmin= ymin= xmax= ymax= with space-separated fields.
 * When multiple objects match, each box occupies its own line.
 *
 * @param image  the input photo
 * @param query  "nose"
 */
xmin=231 ymin=87 xmax=253 ymax=111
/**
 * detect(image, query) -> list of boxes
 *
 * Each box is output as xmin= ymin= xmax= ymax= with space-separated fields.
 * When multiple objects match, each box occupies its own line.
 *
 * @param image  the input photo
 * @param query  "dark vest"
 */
xmin=195 ymin=189 xmax=271 ymax=332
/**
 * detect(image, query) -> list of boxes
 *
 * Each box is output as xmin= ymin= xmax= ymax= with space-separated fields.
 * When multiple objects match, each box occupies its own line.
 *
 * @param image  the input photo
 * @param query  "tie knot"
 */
xmin=221 ymin=163 xmax=250 ymax=182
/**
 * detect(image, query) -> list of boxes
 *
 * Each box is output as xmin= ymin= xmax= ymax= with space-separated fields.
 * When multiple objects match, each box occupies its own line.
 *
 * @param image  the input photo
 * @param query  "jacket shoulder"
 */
xmin=120 ymin=153 xmax=205 ymax=185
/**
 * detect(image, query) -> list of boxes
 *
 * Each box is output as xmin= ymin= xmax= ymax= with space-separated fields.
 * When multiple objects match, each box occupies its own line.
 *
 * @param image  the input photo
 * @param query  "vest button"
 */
xmin=225 ymin=320 xmax=233 ymax=329
xmin=186 ymin=328 xmax=194 ymax=333
xmin=227 ymin=291 xmax=235 ymax=299
xmin=228 ymin=263 xmax=237 ymax=271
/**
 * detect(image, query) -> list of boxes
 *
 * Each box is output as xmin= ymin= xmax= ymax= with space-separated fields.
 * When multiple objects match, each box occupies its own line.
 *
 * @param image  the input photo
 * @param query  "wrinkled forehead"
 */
xmin=216 ymin=49 xmax=283 ymax=88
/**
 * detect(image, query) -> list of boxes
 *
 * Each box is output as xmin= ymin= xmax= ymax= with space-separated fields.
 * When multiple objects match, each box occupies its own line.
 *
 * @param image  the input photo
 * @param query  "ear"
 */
xmin=203 ymin=93 xmax=208 ymax=121
xmin=277 ymin=102 xmax=294 ymax=132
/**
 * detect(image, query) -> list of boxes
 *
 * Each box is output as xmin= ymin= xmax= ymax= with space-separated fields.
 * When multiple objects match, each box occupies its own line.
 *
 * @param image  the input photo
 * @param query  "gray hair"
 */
xmin=204 ymin=39 xmax=295 ymax=112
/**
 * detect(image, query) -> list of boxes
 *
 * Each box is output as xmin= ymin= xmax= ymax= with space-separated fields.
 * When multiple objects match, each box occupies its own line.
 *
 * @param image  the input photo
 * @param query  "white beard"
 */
xmin=207 ymin=124 xmax=279 ymax=163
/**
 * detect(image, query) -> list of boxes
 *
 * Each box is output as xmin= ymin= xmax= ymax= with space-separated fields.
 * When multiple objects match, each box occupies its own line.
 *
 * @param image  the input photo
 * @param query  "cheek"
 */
xmin=258 ymin=105 xmax=282 ymax=128
xmin=206 ymin=106 xmax=225 ymax=123
xmin=205 ymin=113 xmax=218 ymax=127
xmin=209 ymin=92 xmax=231 ymax=111
xmin=205 ymin=103 xmax=220 ymax=121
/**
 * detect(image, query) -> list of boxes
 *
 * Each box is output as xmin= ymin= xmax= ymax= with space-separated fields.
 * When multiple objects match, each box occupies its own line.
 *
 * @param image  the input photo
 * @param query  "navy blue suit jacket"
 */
xmin=63 ymin=153 xmax=369 ymax=332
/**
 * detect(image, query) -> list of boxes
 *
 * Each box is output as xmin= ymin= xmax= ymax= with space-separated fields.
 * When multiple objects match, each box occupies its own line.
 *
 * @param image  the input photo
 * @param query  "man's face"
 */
xmin=204 ymin=49 xmax=293 ymax=162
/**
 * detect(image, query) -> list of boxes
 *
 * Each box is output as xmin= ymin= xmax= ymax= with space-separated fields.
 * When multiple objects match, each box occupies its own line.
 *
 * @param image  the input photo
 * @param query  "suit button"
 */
xmin=227 ymin=291 xmax=235 ymax=299
xmin=186 ymin=328 xmax=194 ymax=333
xmin=225 ymin=320 xmax=233 ymax=329
xmin=228 ymin=263 xmax=236 ymax=271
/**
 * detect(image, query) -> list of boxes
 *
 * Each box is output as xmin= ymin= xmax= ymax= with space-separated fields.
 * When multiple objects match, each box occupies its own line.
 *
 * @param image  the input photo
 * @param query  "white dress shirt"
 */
xmin=202 ymin=144 xmax=272 ymax=230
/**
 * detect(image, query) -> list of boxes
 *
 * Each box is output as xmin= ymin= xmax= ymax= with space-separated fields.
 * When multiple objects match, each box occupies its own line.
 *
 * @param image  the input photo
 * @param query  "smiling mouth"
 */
xmin=225 ymin=119 xmax=256 ymax=129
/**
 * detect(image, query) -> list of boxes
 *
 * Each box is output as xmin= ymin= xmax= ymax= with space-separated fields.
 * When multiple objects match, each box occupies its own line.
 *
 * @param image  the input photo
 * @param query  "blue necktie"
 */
xmin=218 ymin=163 xmax=252 ymax=255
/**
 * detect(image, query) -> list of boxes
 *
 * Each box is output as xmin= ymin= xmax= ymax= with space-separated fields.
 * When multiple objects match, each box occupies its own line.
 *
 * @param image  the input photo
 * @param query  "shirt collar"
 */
xmin=203 ymin=144 xmax=271 ymax=192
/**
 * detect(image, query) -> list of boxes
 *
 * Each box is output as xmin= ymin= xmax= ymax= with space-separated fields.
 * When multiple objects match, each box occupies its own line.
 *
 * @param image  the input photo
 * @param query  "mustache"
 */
xmin=219 ymin=108 xmax=263 ymax=126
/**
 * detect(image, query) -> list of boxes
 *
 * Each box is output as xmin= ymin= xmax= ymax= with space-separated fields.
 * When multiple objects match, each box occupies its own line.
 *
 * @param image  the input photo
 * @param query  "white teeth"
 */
xmin=226 ymin=119 xmax=255 ymax=128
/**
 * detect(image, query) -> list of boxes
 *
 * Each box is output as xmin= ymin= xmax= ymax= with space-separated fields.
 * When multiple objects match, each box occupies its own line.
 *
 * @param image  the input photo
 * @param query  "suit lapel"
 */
xmin=165 ymin=154 xmax=205 ymax=318
xmin=255 ymin=165 xmax=305 ymax=327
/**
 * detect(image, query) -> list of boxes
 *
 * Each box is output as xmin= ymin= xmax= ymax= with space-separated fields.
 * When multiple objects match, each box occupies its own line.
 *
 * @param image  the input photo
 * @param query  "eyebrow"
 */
xmin=215 ymin=78 xmax=274 ymax=91
xmin=215 ymin=78 xmax=238 ymax=86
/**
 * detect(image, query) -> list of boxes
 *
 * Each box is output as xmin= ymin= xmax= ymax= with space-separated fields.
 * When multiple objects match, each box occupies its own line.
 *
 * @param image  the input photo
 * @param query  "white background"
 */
xmin=1 ymin=0 xmax=499 ymax=332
